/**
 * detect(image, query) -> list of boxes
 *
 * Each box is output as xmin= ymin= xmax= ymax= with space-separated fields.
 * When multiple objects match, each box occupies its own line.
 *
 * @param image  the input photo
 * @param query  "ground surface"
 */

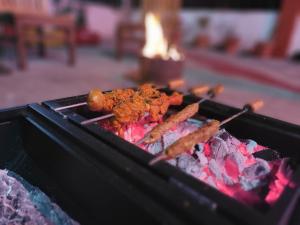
xmin=0 ymin=47 xmax=300 ymax=125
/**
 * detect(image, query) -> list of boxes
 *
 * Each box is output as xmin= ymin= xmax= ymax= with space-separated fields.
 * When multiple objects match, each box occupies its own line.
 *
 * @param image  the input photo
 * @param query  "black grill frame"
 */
xmin=40 ymin=91 xmax=300 ymax=225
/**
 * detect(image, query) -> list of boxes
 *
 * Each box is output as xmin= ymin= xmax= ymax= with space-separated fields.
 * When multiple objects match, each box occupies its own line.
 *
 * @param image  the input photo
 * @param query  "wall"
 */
xmin=81 ymin=3 xmax=300 ymax=55
xmin=180 ymin=9 xmax=278 ymax=50
xmin=85 ymin=3 xmax=121 ymax=41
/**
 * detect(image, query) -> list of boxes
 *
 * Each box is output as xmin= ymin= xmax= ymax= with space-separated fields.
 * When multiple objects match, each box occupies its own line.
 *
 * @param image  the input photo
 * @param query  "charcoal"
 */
xmin=222 ymin=174 xmax=235 ymax=186
xmin=0 ymin=170 xmax=79 ymax=225
xmin=194 ymin=143 xmax=204 ymax=152
xmin=147 ymin=142 xmax=163 ymax=155
xmin=240 ymin=159 xmax=270 ymax=191
xmin=193 ymin=143 xmax=204 ymax=159
xmin=122 ymin=117 xmax=292 ymax=205
xmin=226 ymin=151 xmax=246 ymax=173
xmin=192 ymin=152 xmax=198 ymax=159
xmin=218 ymin=129 xmax=241 ymax=150
xmin=243 ymin=159 xmax=270 ymax=178
xmin=206 ymin=177 xmax=217 ymax=189
xmin=245 ymin=140 xmax=258 ymax=154
xmin=219 ymin=131 xmax=230 ymax=141
xmin=186 ymin=160 xmax=202 ymax=175
xmin=240 ymin=177 xmax=261 ymax=191
xmin=252 ymin=149 xmax=281 ymax=161
xmin=210 ymin=137 xmax=230 ymax=162
xmin=208 ymin=159 xmax=223 ymax=181
xmin=177 ymin=154 xmax=194 ymax=171
xmin=195 ymin=152 xmax=208 ymax=166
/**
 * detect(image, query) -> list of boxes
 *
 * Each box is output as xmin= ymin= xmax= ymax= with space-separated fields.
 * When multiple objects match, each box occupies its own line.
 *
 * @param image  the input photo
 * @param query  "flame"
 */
xmin=142 ymin=13 xmax=182 ymax=61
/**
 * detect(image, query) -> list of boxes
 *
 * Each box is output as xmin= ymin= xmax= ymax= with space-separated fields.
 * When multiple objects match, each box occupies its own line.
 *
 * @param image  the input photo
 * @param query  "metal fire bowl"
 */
xmin=139 ymin=56 xmax=184 ymax=84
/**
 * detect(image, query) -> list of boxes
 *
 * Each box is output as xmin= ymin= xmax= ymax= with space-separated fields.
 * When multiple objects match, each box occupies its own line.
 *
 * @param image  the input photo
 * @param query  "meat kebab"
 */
xmin=149 ymin=100 xmax=264 ymax=165
xmin=138 ymin=84 xmax=224 ymax=145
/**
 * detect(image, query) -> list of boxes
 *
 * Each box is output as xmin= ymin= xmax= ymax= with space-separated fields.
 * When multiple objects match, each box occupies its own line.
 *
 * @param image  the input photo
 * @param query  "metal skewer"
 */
xmin=54 ymin=102 xmax=87 ymax=111
xmin=148 ymin=99 xmax=264 ymax=166
xmin=80 ymin=113 xmax=114 ymax=125
xmin=220 ymin=99 xmax=264 ymax=126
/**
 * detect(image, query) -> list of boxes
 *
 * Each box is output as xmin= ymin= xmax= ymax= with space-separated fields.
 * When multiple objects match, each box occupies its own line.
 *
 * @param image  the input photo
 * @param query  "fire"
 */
xmin=142 ymin=13 xmax=182 ymax=61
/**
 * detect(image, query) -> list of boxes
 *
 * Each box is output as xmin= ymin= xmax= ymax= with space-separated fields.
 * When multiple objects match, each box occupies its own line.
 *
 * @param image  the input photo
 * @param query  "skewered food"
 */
xmin=112 ymin=91 xmax=182 ymax=130
xmin=87 ymin=88 xmax=135 ymax=112
xmin=143 ymin=103 xmax=199 ymax=144
xmin=165 ymin=119 xmax=220 ymax=158
xmin=139 ymin=84 xmax=224 ymax=145
xmin=149 ymin=100 xmax=264 ymax=165
xmin=87 ymin=84 xmax=182 ymax=113
xmin=149 ymin=120 xmax=220 ymax=164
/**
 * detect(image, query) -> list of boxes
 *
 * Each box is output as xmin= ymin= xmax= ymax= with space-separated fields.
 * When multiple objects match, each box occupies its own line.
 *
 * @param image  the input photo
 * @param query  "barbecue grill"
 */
xmin=1 ymin=89 xmax=300 ymax=225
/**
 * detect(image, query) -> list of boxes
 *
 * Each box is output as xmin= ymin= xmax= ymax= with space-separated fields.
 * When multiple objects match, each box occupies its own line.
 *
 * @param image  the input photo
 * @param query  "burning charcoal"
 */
xmin=240 ymin=159 xmax=270 ymax=191
xmin=162 ymin=131 xmax=182 ymax=148
xmin=195 ymin=143 xmax=204 ymax=152
xmin=218 ymin=129 xmax=241 ymax=149
xmin=0 ymin=170 xmax=79 ymax=225
xmin=243 ymin=159 xmax=270 ymax=178
xmin=195 ymin=152 xmax=208 ymax=166
xmin=206 ymin=177 xmax=217 ymax=189
xmin=209 ymin=137 xmax=230 ymax=162
xmin=146 ymin=142 xmax=163 ymax=155
xmin=208 ymin=159 xmax=223 ymax=181
xmin=186 ymin=160 xmax=202 ymax=176
xmin=245 ymin=140 xmax=257 ymax=154
xmin=222 ymin=174 xmax=235 ymax=186
xmin=176 ymin=154 xmax=205 ymax=177
xmin=192 ymin=152 xmax=198 ymax=159
xmin=240 ymin=177 xmax=261 ymax=191
xmin=177 ymin=154 xmax=194 ymax=171
xmin=252 ymin=149 xmax=281 ymax=161
xmin=277 ymin=158 xmax=293 ymax=179
xmin=219 ymin=130 xmax=230 ymax=141
xmin=193 ymin=143 xmax=204 ymax=159
xmin=226 ymin=151 xmax=246 ymax=173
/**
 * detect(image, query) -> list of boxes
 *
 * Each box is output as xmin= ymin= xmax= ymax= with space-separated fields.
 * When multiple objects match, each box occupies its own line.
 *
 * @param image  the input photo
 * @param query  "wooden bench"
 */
xmin=0 ymin=0 xmax=76 ymax=70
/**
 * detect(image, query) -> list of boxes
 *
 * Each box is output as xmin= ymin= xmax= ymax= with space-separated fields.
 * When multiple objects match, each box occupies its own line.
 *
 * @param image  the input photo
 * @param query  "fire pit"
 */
xmin=138 ymin=13 xmax=184 ymax=84
xmin=139 ymin=56 xmax=183 ymax=83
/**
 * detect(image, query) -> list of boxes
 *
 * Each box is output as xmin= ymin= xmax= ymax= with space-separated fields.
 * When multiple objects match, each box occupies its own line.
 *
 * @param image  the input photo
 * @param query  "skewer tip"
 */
xmin=209 ymin=84 xmax=224 ymax=97
xmin=244 ymin=99 xmax=264 ymax=112
xmin=149 ymin=154 xmax=169 ymax=166
xmin=189 ymin=84 xmax=210 ymax=97
xmin=168 ymin=79 xmax=185 ymax=89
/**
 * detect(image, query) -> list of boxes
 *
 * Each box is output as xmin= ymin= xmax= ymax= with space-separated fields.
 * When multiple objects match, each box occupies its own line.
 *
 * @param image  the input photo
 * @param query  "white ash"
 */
xmin=145 ymin=119 xmax=202 ymax=155
xmin=130 ymin=119 xmax=288 ymax=203
xmin=196 ymin=151 xmax=208 ymax=166
xmin=210 ymin=136 xmax=231 ymax=162
xmin=245 ymin=140 xmax=258 ymax=154
xmin=240 ymin=159 xmax=270 ymax=191
xmin=226 ymin=151 xmax=247 ymax=173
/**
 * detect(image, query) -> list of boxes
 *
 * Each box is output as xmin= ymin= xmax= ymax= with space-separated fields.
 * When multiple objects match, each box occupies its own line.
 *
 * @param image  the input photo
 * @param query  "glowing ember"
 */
xmin=100 ymin=118 xmax=292 ymax=206
xmin=142 ymin=12 xmax=182 ymax=61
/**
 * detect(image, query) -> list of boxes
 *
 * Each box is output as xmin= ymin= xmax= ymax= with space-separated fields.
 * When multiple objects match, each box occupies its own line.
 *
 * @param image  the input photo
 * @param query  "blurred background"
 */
xmin=0 ymin=0 xmax=300 ymax=124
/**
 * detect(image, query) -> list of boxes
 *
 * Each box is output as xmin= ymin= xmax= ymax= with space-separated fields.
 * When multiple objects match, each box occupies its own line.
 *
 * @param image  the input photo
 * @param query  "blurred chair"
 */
xmin=223 ymin=36 xmax=240 ymax=55
xmin=252 ymin=41 xmax=274 ymax=58
xmin=194 ymin=34 xmax=211 ymax=48
xmin=0 ymin=0 xmax=76 ymax=70
xmin=115 ymin=22 xmax=145 ymax=60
